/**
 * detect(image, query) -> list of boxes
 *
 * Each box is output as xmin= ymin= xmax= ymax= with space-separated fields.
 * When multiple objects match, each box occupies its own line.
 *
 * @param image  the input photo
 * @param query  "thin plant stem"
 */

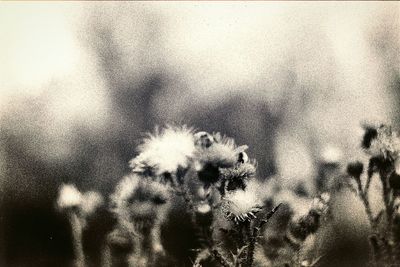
xmin=355 ymin=176 xmax=375 ymax=230
xmin=69 ymin=212 xmax=86 ymax=267
xmin=244 ymin=203 xmax=282 ymax=267
xmin=380 ymin=170 xmax=394 ymax=242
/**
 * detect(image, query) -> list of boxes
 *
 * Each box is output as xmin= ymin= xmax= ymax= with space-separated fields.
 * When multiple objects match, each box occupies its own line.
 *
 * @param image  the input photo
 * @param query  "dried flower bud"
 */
xmin=363 ymin=125 xmax=400 ymax=159
xmin=220 ymin=162 xmax=256 ymax=193
xmin=362 ymin=126 xmax=378 ymax=149
xmin=289 ymin=211 xmax=320 ymax=241
xmin=347 ymin=161 xmax=364 ymax=178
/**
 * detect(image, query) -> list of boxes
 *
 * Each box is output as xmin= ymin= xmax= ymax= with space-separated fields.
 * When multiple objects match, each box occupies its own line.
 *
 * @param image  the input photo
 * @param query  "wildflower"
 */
xmin=362 ymin=126 xmax=378 ymax=149
xmin=364 ymin=125 xmax=400 ymax=159
xmin=57 ymin=183 xmax=103 ymax=219
xmin=287 ymin=193 xmax=330 ymax=243
xmin=194 ymin=132 xmax=250 ymax=188
xmin=222 ymin=189 xmax=263 ymax=224
xmin=129 ymin=126 xmax=195 ymax=177
xmin=347 ymin=161 xmax=364 ymax=178
xmin=110 ymin=174 xmax=170 ymax=220
xmin=57 ymin=184 xmax=82 ymax=210
xmin=110 ymin=174 xmax=170 ymax=260
xmin=220 ymin=162 xmax=256 ymax=193
xmin=195 ymin=133 xmax=249 ymax=170
xmin=56 ymin=184 xmax=103 ymax=267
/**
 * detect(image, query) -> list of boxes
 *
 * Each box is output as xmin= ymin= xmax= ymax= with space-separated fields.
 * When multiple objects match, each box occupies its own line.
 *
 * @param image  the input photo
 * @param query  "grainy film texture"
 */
xmin=0 ymin=2 xmax=400 ymax=267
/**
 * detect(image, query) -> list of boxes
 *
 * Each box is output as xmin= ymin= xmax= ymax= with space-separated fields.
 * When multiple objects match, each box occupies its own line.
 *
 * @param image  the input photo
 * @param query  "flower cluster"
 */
xmin=56 ymin=125 xmax=334 ymax=267
xmin=107 ymin=174 xmax=171 ymax=266
xmin=110 ymin=126 xmax=280 ymax=266
xmin=347 ymin=124 xmax=400 ymax=266
xmin=287 ymin=193 xmax=330 ymax=244
xmin=57 ymin=184 xmax=103 ymax=225
xmin=56 ymin=184 xmax=103 ymax=267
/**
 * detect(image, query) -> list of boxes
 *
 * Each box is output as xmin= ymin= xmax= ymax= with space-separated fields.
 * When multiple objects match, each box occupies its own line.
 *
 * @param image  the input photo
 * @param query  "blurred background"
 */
xmin=0 ymin=2 xmax=399 ymax=266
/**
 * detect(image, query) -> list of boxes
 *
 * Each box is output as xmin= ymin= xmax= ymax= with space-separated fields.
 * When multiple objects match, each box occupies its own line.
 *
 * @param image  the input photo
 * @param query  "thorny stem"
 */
xmin=244 ymin=203 xmax=282 ymax=267
xmin=204 ymin=229 xmax=233 ymax=267
xmin=243 ymin=221 xmax=252 ymax=265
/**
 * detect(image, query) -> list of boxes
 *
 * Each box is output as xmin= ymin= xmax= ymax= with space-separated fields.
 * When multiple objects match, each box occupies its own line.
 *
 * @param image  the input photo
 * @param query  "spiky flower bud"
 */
xmin=222 ymin=189 xmax=263 ymax=224
xmin=220 ymin=162 xmax=256 ymax=193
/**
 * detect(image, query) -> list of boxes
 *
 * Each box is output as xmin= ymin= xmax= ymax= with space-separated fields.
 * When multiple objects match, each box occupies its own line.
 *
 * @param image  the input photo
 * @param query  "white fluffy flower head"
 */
xmin=130 ymin=126 xmax=196 ymax=176
xmin=57 ymin=184 xmax=103 ymax=216
xmin=367 ymin=125 xmax=400 ymax=159
xmin=222 ymin=189 xmax=263 ymax=224
xmin=57 ymin=184 xmax=82 ymax=209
